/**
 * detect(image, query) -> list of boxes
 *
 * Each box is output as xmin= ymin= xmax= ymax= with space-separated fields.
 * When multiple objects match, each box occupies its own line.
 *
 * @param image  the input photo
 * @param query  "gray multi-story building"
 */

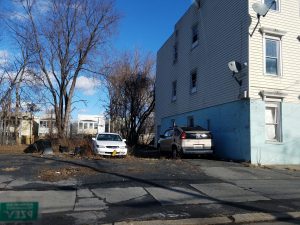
xmin=156 ymin=0 xmax=300 ymax=164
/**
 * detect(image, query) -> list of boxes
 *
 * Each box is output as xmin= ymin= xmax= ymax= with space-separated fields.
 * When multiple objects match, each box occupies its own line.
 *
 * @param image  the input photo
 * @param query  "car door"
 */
xmin=160 ymin=129 xmax=173 ymax=152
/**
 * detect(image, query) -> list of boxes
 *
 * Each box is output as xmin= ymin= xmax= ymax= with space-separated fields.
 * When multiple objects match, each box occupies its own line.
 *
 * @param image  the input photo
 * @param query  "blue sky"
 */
xmin=72 ymin=0 xmax=192 ymax=119
xmin=0 ymin=0 xmax=192 ymax=120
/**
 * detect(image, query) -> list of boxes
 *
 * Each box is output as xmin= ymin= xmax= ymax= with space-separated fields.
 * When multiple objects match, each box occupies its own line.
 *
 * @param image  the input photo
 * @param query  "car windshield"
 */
xmin=97 ymin=134 xmax=122 ymax=141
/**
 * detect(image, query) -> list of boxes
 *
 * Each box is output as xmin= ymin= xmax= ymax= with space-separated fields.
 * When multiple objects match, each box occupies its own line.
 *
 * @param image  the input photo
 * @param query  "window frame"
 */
xmin=190 ymin=70 xmax=197 ymax=94
xmin=264 ymin=36 xmax=282 ymax=76
xmin=263 ymin=0 xmax=280 ymax=11
xmin=191 ymin=24 xmax=199 ymax=49
xmin=171 ymin=80 xmax=177 ymax=102
xmin=265 ymin=101 xmax=282 ymax=142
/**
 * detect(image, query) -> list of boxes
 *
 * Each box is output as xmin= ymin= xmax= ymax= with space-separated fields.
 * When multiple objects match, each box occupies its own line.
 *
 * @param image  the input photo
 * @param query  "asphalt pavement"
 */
xmin=0 ymin=152 xmax=300 ymax=224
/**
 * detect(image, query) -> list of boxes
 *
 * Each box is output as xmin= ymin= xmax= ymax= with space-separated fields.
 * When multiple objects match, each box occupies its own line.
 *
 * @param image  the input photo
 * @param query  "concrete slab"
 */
xmin=235 ymin=180 xmax=300 ymax=200
xmin=145 ymin=187 xmax=215 ymax=206
xmin=77 ymin=188 xmax=94 ymax=198
xmin=74 ymin=197 xmax=107 ymax=211
xmin=0 ymin=190 xmax=76 ymax=213
xmin=68 ymin=211 xmax=106 ymax=225
xmin=92 ymin=187 xmax=147 ymax=204
xmin=0 ymin=175 xmax=13 ymax=184
xmin=191 ymin=183 xmax=269 ymax=202
xmin=202 ymin=167 xmax=294 ymax=181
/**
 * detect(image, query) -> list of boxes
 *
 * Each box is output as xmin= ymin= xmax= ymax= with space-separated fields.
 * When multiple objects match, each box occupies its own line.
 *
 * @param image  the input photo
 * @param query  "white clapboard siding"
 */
xmin=156 ymin=0 xmax=249 ymax=121
xmin=249 ymin=0 xmax=300 ymax=103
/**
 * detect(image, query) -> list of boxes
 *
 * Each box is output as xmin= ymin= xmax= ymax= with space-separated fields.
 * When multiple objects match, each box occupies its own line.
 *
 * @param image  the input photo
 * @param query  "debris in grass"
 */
xmin=38 ymin=167 xmax=97 ymax=182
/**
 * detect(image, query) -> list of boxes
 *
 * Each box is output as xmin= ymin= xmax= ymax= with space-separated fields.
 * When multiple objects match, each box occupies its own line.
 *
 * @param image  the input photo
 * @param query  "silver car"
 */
xmin=158 ymin=126 xmax=213 ymax=158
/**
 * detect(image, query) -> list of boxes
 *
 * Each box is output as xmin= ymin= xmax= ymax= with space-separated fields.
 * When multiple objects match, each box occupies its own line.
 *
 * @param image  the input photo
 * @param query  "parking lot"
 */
xmin=1 ymin=151 xmax=300 ymax=224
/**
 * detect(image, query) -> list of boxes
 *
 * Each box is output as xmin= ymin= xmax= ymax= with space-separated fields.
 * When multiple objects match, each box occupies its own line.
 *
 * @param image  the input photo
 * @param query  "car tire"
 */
xmin=172 ymin=146 xmax=178 ymax=159
xmin=157 ymin=144 xmax=161 ymax=159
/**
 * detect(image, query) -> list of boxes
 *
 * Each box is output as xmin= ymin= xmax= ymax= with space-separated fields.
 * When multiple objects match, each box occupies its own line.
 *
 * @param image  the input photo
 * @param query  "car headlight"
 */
xmin=97 ymin=145 xmax=105 ymax=148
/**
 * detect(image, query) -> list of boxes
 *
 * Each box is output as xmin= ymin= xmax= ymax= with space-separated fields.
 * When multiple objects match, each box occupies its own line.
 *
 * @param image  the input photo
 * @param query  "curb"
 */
xmin=103 ymin=211 xmax=300 ymax=225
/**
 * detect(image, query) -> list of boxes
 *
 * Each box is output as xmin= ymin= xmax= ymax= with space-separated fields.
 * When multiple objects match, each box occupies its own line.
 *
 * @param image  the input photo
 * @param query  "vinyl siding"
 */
xmin=249 ymin=0 xmax=300 ymax=102
xmin=156 ymin=0 xmax=249 ymax=125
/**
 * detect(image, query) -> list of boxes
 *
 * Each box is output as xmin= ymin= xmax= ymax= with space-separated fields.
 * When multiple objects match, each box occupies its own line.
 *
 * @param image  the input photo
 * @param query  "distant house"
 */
xmin=75 ymin=114 xmax=106 ymax=135
xmin=0 ymin=112 xmax=37 ymax=144
xmin=35 ymin=111 xmax=57 ymax=138
xmin=156 ymin=0 xmax=300 ymax=165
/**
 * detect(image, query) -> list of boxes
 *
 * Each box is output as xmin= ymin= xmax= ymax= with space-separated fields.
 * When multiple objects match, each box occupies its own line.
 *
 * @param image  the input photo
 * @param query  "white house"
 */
xmin=156 ymin=0 xmax=300 ymax=165
xmin=76 ymin=114 xmax=105 ymax=135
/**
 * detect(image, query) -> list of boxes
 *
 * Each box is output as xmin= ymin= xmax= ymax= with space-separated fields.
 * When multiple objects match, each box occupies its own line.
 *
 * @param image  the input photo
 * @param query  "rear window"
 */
xmin=185 ymin=132 xmax=211 ymax=139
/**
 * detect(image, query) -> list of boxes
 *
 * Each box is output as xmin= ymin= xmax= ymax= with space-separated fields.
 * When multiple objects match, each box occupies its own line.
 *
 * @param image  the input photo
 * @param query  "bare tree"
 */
xmin=106 ymin=51 xmax=155 ymax=147
xmin=11 ymin=0 xmax=119 ymax=140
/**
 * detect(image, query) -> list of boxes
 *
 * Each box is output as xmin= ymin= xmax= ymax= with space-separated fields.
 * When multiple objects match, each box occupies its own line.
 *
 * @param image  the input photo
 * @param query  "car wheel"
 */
xmin=157 ymin=144 xmax=161 ymax=159
xmin=172 ymin=146 xmax=178 ymax=159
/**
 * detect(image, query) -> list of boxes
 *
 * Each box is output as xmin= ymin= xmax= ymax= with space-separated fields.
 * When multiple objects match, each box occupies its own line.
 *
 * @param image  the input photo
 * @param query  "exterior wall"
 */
xmin=250 ymin=100 xmax=300 ymax=165
xmin=156 ymin=0 xmax=249 ymax=130
xmin=160 ymin=100 xmax=251 ymax=161
xmin=248 ymin=0 xmax=300 ymax=164
xmin=248 ymin=0 xmax=300 ymax=102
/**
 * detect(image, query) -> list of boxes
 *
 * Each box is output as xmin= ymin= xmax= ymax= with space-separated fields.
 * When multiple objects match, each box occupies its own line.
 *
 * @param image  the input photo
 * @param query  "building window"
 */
xmin=264 ymin=0 xmax=279 ymax=11
xmin=265 ymin=102 xmax=282 ymax=142
xmin=40 ymin=121 xmax=48 ymax=128
xmin=192 ymin=24 xmax=199 ymax=48
xmin=94 ymin=124 xmax=98 ymax=130
xmin=173 ymin=43 xmax=178 ymax=64
xmin=265 ymin=37 xmax=281 ymax=76
xmin=190 ymin=70 xmax=197 ymax=94
xmin=79 ymin=122 xmax=83 ymax=129
xmin=187 ymin=116 xmax=194 ymax=127
xmin=84 ymin=123 xmax=88 ymax=129
xmin=172 ymin=81 xmax=177 ymax=101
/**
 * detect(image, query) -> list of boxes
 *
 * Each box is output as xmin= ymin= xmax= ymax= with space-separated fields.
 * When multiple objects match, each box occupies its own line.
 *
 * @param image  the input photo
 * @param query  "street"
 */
xmin=1 ymin=153 xmax=300 ymax=224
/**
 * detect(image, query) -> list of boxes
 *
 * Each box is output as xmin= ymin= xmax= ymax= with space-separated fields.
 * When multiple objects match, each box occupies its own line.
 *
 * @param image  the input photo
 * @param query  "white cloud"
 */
xmin=76 ymin=76 xmax=101 ymax=96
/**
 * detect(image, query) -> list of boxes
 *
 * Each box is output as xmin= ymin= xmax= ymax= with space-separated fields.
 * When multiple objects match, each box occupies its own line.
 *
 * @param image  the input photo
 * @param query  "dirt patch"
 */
xmin=0 ymin=145 xmax=27 ymax=154
xmin=38 ymin=167 xmax=97 ymax=182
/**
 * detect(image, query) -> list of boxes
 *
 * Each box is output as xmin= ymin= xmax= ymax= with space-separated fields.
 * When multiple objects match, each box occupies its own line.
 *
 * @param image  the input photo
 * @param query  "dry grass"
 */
xmin=0 ymin=145 xmax=27 ymax=154
xmin=38 ymin=167 xmax=97 ymax=182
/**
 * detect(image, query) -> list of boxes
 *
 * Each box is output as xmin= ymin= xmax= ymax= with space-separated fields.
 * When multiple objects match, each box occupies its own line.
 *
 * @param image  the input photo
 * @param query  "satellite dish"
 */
xmin=252 ymin=2 xmax=269 ymax=17
xmin=228 ymin=61 xmax=242 ymax=73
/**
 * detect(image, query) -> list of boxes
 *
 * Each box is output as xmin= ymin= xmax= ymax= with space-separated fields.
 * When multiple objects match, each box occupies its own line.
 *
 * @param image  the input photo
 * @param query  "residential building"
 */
xmin=36 ymin=111 xmax=57 ymax=138
xmin=76 ymin=114 xmax=105 ymax=135
xmin=156 ymin=0 xmax=300 ymax=164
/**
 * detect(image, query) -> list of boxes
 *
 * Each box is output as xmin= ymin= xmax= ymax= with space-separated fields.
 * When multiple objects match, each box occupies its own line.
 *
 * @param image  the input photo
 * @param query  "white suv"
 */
xmin=158 ymin=126 xmax=213 ymax=158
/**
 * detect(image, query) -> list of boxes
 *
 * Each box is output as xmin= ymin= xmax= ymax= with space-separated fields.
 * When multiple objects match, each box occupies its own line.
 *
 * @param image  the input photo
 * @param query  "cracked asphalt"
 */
xmin=1 ymin=152 xmax=300 ymax=224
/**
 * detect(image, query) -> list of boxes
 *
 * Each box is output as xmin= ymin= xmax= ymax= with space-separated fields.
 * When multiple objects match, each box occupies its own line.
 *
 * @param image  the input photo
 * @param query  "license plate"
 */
xmin=194 ymin=144 xmax=204 ymax=149
xmin=112 ymin=150 xmax=117 ymax=156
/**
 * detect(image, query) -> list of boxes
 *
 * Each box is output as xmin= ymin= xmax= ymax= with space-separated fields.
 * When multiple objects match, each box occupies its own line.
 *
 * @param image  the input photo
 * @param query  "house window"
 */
xmin=264 ymin=0 xmax=279 ymax=11
xmin=171 ymin=119 xmax=175 ymax=127
xmin=84 ymin=123 xmax=88 ymax=129
xmin=265 ymin=37 xmax=281 ymax=76
xmin=172 ymin=81 xmax=177 ymax=101
xmin=173 ymin=43 xmax=178 ymax=63
xmin=192 ymin=24 xmax=199 ymax=48
xmin=40 ymin=121 xmax=48 ymax=128
xmin=187 ymin=116 xmax=194 ymax=127
xmin=79 ymin=122 xmax=83 ymax=129
xmin=265 ymin=102 xmax=282 ymax=142
xmin=190 ymin=70 xmax=197 ymax=93
xmin=94 ymin=124 xmax=98 ymax=130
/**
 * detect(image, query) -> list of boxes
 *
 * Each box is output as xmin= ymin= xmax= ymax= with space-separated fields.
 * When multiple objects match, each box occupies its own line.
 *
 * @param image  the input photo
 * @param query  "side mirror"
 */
xmin=92 ymin=138 xmax=96 ymax=141
xmin=122 ymin=139 xmax=126 ymax=142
